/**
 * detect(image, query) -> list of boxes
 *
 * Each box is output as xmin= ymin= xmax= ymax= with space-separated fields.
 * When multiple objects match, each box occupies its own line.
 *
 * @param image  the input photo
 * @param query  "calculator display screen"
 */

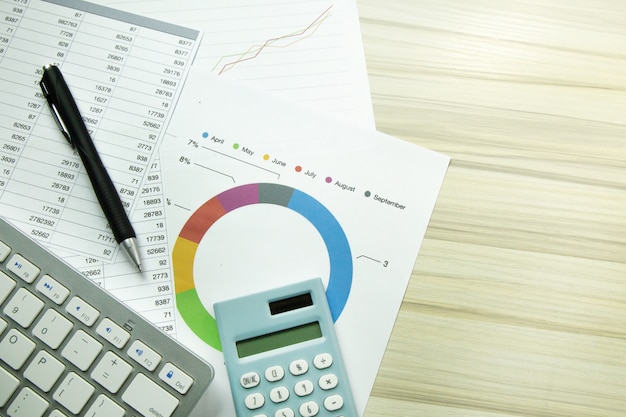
xmin=236 ymin=321 xmax=322 ymax=358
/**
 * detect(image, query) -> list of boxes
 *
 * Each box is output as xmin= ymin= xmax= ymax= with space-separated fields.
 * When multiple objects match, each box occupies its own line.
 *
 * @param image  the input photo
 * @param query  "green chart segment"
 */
xmin=172 ymin=183 xmax=353 ymax=351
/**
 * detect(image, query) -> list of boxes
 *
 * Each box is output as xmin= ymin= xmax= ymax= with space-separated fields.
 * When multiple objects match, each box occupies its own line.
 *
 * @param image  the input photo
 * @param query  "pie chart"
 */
xmin=172 ymin=183 xmax=353 ymax=350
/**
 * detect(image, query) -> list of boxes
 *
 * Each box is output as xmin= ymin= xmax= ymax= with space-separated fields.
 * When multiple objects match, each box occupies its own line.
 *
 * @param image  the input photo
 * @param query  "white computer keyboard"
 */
xmin=0 ymin=216 xmax=214 ymax=417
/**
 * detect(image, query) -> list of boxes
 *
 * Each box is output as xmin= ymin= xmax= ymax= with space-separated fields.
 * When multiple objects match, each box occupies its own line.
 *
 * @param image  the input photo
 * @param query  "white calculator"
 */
xmin=214 ymin=278 xmax=357 ymax=417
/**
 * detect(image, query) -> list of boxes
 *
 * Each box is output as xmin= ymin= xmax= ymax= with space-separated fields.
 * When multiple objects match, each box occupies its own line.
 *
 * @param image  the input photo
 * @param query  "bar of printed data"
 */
xmin=0 ymin=0 xmax=200 ymax=334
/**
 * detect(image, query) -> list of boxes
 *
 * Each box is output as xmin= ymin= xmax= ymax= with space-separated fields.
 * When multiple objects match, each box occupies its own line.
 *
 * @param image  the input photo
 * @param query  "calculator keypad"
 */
xmin=241 ymin=353 xmax=345 ymax=416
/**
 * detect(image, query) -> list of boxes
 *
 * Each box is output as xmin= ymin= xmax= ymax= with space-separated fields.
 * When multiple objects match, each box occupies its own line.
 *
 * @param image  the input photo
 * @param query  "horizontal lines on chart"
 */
xmin=211 ymin=5 xmax=334 ymax=75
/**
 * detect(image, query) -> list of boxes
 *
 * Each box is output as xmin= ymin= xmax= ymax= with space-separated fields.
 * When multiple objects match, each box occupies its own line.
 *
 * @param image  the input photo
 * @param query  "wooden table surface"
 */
xmin=357 ymin=1 xmax=626 ymax=416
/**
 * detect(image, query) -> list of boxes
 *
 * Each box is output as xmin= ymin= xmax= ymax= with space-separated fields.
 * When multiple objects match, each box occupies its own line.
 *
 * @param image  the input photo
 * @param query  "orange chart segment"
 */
xmin=171 ymin=183 xmax=353 ymax=351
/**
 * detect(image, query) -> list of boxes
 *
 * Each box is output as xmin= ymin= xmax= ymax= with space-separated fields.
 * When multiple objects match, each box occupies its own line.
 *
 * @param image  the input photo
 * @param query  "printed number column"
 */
xmin=58 ymin=14 xmax=139 ymax=260
xmin=0 ymin=2 xmax=83 ymax=243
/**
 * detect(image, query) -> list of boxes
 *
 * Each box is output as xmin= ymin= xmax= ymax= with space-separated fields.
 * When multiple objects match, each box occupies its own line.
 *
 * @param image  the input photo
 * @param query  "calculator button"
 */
xmin=275 ymin=407 xmax=295 ymax=417
xmin=269 ymin=386 xmax=289 ymax=403
xmin=313 ymin=353 xmax=333 ymax=369
xmin=323 ymin=394 xmax=344 ymax=411
xmin=294 ymin=379 xmax=314 ymax=397
xmin=96 ymin=318 xmax=130 ymax=349
xmin=244 ymin=392 xmax=265 ymax=410
xmin=299 ymin=401 xmax=320 ymax=417
xmin=66 ymin=296 xmax=100 ymax=326
xmin=127 ymin=340 xmax=162 ymax=371
xmin=318 ymin=373 xmax=338 ymax=390
xmin=289 ymin=359 xmax=309 ymax=375
xmin=7 ymin=253 xmax=40 ymax=283
xmin=265 ymin=365 xmax=285 ymax=382
xmin=35 ymin=275 xmax=70 ymax=304
xmin=240 ymin=371 xmax=261 ymax=388
xmin=4 ymin=287 xmax=45 ymax=328
xmin=159 ymin=362 xmax=194 ymax=394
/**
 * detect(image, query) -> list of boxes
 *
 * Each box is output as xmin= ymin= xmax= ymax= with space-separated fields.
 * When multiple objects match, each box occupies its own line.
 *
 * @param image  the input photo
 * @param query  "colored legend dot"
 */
xmin=263 ymin=154 xmax=270 ymax=161
xmin=202 ymin=132 xmax=209 ymax=138
xmin=295 ymin=165 xmax=302 ymax=172
xmin=233 ymin=143 xmax=240 ymax=150
xmin=325 ymin=177 xmax=332 ymax=183
xmin=364 ymin=191 xmax=371 ymax=197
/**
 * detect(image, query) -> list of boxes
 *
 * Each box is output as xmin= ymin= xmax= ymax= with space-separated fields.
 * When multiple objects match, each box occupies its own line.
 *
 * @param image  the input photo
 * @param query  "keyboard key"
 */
xmin=96 ymin=318 xmax=130 ymax=348
xmin=0 ymin=366 xmax=20 ymax=407
xmin=85 ymin=394 xmax=125 ymax=417
xmin=128 ymin=340 xmax=162 ymax=371
xmin=0 ymin=328 xmax=36 ymax=369
xmin=53 ymin=372 xmax=95 ymax=414
xmin=48 ymin=410 xmax=68 ymax=417
xmin=3 ymin=287 xmax=45 ymax=327
xmin=62 ymin=330 xmax=103 ymax=371
xmin=32 ymin=309 xmax=73 ymax=349
xmin=35 ymin=275 xmax=70 ymax=304
xmin=7 ymin=253 xmax=40 ymax=283
xmin=0 ymin=239 xmax=10 ymax=261
xmin=24 ymin=350 xmax=66 ymax=392
xmin=122 ymin=373 xmax=179 ymax=417
xmin=159 ymin=362 xmax=194 ymax=394
xmin=0 ymin=271 xmax=16 ymax=305
xmin=6 ymin=387 xmax=48 ymax=417
xmin=0 ymin=317 xmax=7 ymax=335
xmin=66 ymin=296 xmax=100 ymax=326
xmin=91 ymin=351 xmax=133 ymax=394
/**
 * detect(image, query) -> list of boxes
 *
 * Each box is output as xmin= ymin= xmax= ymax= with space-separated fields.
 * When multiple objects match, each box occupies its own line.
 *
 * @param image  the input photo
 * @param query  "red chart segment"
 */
xmin=172 ymin=183 xmax=353 ymax=350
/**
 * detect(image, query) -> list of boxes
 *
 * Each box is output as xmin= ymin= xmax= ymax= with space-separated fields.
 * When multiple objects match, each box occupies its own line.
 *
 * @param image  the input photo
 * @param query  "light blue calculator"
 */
xmin=214 ymin=278 xmax=357 ymax=417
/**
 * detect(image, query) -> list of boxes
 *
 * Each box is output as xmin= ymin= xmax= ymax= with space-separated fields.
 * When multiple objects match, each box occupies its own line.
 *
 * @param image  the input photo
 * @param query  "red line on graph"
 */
xmin=215 ymin=5 xmax=333 ymax=75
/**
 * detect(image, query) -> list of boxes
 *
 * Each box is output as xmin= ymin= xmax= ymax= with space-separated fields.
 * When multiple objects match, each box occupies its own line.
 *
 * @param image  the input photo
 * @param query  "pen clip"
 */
xmin=39 ymin=79 xmax=74 ymax=147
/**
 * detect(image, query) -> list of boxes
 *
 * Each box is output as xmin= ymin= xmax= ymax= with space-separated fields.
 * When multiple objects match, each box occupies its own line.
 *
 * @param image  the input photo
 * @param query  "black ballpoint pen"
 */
xmin=39 ymin=64 xmax=142 ymax=272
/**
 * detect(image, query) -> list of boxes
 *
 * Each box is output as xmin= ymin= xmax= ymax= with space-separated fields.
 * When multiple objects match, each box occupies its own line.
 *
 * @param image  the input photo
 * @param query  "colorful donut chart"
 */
xmin=172 ymin=183 xmax=353 ymax=351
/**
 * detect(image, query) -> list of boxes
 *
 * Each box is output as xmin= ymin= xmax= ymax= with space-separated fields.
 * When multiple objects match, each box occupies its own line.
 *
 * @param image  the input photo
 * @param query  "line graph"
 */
xmin=212 ymin=5 xmax=334 ymax=75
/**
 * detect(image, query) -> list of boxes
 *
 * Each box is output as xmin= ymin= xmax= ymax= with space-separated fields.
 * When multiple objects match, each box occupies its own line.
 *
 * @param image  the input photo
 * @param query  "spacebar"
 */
xmin=122 ymin=374 xmax=179 ymax=417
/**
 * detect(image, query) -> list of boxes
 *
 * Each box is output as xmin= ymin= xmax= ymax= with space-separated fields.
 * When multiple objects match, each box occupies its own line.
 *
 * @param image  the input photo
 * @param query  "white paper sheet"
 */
xmin=0 ymin=0 xmax=202 ymax=330
xmin=161 ymin=70 xmax=450 ymax=417
xmin=94 ymin=0 xmax=375 ymax=129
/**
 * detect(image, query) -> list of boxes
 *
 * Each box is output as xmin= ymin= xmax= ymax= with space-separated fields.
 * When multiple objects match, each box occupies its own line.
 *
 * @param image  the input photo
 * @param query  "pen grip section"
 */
xmin=80 ymin=146 xmax=135 ymax=243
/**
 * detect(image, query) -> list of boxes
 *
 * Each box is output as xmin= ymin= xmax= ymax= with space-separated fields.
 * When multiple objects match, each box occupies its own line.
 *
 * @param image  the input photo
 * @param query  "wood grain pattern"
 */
xmin=357 ymin=1 xmax=626 ymax=415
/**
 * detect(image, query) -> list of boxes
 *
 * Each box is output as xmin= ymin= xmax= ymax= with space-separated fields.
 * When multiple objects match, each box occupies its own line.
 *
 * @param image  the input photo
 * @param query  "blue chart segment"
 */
xmin=173 ymin=183 xmax=353 ymax=350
